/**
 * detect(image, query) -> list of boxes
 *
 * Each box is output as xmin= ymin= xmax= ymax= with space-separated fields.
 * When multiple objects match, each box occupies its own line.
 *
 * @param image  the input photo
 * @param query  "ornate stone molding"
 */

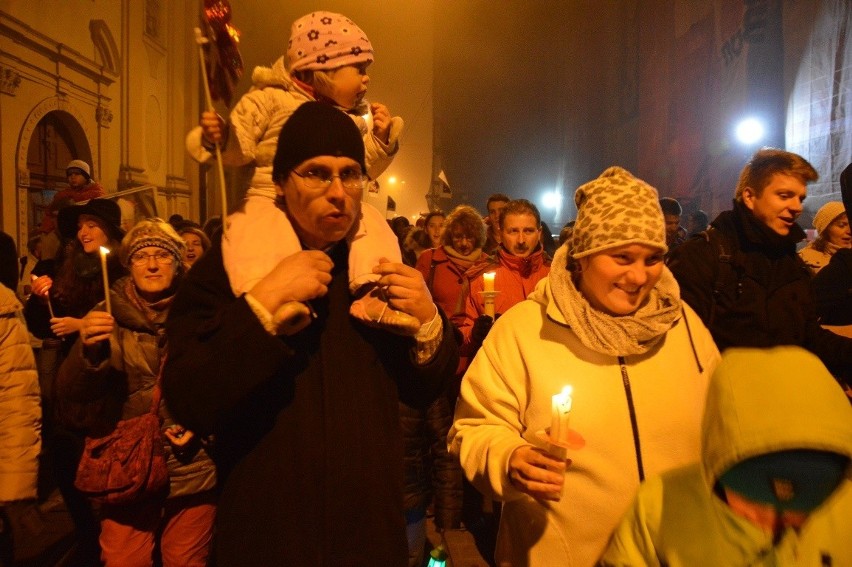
xmin=0 ymin=66 xmax=22 ymax=95
xmin=118 ymin=164 xmax=149 ymax=190
xmin=96 ymin=105 xmax=113 ymax=128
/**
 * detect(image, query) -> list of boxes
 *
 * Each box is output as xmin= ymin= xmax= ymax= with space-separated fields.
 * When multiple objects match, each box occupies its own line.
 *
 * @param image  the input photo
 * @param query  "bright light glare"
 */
xmin=735 ymin=118 xmax=765 ymax=145
xmin=542 ymin=190 xmax=562 ymax=210
xmin=388 ymin=176 xmax=397 ymax=184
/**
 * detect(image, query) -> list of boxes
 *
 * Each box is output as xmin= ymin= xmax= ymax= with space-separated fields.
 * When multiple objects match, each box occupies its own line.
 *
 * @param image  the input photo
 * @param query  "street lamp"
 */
xmin=734 ymin=117 xmax=765 ymax=145
xmin=541 ymin=189 xmax=563 ymax=224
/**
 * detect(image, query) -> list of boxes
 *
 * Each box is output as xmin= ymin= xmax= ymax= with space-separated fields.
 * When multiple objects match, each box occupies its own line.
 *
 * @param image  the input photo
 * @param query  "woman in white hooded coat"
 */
xmin=449 ymin=167 xmax=721 ymax=567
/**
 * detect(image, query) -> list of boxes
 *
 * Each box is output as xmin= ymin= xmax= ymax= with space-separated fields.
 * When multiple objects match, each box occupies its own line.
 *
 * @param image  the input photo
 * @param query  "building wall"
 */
xmin=0 ymin=0 xmax=200 ymax=253
xmin=626 ymin=0 xmax=852 ymax=223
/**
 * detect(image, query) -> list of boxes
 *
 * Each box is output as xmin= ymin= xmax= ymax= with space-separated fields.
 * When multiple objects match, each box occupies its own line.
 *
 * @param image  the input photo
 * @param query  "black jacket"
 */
xmin=163 ymin=238 xmax=458 ymax=566
xmin=399 ymin=394 xmax=463 ymax=530
xmin=668 ymin=202 xmax=852 ymax=378
xmin=811 ymin=248 xmax=852 ymax=326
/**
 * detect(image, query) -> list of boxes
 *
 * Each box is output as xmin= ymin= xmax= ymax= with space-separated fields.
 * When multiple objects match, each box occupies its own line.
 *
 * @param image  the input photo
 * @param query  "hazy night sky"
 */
xmin=228 ymin=2 xmax=640 ymax=227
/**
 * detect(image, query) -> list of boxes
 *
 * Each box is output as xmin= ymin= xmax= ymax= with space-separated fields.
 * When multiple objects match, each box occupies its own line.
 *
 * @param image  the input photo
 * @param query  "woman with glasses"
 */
xmin=57 ymin=219 xmax=217 ymax=567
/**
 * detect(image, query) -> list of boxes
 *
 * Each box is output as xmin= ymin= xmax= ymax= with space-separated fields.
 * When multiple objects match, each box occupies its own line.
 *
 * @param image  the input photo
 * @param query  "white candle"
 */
xmin=99 ymin=246 xmax=112 ymax=315
xmin=551 ymin=385 xmax=573 ymax=445
xmin=483 ymin=271 xmax=496 ymax=292
xmin=482 ymin=271 xmax=496 ymax=318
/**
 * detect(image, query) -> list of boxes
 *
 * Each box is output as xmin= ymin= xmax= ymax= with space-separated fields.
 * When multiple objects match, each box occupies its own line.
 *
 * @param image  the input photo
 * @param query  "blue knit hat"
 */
xmin=720 ymin=449 xmax=848 ymax=512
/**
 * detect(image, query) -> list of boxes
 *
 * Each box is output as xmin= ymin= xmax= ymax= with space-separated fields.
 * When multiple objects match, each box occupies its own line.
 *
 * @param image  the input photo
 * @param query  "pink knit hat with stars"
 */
xmin=287 ymin=11 xmax=374 ymax=73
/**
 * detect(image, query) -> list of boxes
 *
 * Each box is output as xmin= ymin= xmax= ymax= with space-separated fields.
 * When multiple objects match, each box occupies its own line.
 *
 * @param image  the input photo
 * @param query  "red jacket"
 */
xmin=458 ymin=247 xmax=550 ymax=351
xmin=39 ymin=182 xmax=105 ymax=233
xmin=415 ymin=246 xmax=489 ymax=319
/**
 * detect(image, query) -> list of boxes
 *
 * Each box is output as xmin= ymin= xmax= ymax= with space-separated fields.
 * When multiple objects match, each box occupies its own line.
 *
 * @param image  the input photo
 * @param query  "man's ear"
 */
xmin=741 ymin=187 xmax=756 ymax=211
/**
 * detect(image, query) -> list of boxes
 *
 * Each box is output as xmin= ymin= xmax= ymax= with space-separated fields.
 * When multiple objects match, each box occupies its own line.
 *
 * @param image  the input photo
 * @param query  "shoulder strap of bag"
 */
xmin=149 ymin=346 xmax=167 ymax=416
xmin=701 ymin=228 xmax=743 ymax=328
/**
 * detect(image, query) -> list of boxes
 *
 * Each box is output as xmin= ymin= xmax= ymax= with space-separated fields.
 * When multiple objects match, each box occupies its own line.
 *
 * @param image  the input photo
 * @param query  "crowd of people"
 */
xmin=0 ymin=9 xmax=850 ymax=567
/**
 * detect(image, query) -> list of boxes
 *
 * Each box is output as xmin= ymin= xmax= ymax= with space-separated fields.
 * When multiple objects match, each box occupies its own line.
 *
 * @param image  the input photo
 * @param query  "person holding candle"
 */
xmin=164 ymin=102 xmax=458 ymax=565
xmin=599 ymin=347 xmax=852 ymax=566
xmin=449 ymin=167 xmax=720 ymax=567
xmin=457 ymin=199 xmax=551 ymax=365
xmin=24 ymin=197 xmax=126 ymax=565
xmin=57 ymin=219 xmax=217 ymax=567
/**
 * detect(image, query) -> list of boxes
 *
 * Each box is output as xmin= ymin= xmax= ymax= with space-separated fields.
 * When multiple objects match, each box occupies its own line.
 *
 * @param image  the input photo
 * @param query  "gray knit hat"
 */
xmin=121 ymin=218 xmax=186 ymax=266
xmin=569 ymin=166 xmax=668 ymax=259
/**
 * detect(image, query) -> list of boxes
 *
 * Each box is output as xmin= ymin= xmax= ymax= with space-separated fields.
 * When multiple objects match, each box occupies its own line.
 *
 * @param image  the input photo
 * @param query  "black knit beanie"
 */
xmin=271 ymin=102 xmax=367 ymax=183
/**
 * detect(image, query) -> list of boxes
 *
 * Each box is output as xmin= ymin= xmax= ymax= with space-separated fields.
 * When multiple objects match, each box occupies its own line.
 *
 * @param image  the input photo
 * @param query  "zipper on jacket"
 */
xmin=618 ymin=357 xmax=645 ymax=482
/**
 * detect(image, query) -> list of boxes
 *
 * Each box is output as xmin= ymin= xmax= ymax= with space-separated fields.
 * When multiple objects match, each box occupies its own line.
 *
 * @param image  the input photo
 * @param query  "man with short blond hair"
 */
xmin=669 ymin=148 xmax=852 ymax=376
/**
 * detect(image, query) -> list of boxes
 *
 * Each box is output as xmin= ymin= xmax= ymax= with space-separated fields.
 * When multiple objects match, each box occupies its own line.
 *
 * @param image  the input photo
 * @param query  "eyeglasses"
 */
xmin=130 ymin=251 xmax=174 ymax=267
xmin=291 ymin=167 xmax=365 ymax=190
xmin=451 ymin=234 xmax=474 ymax=243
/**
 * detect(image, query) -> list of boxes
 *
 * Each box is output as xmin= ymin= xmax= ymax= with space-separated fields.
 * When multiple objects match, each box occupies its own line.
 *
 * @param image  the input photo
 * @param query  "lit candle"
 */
xmin=483 ymin=271 xmax=496 ymax=293
xmin=482 ymin=271 xmax=497 ymax=318
xmin=551 ymin=385 xmax=573 ymax=445
xmin=99 ymin=246 xmax=112 ymax=315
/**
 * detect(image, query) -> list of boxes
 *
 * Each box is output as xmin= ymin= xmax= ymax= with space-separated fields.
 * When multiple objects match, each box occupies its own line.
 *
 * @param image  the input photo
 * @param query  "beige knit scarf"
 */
xmin=444 ymin=245 xmax=483 ymax=269
xmin=548 ymin=245 xmax=682 ymax=356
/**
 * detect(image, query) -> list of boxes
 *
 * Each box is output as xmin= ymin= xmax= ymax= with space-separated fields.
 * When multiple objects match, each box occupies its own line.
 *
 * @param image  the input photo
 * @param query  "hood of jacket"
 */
xmin=700 ymin=346 xmax=852 ymax=491
xmin=0 ymin=284 xmax=21 ymax=316
xmin=251 ymin=56 xmax=309 ymax=95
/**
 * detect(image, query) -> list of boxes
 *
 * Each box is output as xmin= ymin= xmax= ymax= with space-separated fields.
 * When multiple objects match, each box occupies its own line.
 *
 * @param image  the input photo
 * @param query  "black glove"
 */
xmin=470 ymin=315 xmax=494 ymax=347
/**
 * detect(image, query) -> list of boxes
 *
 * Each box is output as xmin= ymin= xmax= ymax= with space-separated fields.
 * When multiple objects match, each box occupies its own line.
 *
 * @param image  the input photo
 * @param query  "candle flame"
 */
xmin=99 ymin=246 xmax=110 ymax=255
xmin=483 ymin=271 xmax=496 ymax=281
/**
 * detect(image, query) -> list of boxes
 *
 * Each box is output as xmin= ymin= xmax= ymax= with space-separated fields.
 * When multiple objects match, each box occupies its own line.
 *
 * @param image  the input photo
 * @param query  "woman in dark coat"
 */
xmin=58 ymin=219 xmax=216 ymax=567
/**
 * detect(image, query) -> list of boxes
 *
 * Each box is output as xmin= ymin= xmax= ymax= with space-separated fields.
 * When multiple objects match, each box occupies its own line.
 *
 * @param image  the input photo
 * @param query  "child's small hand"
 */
xmin=200 ymin=111 xmax=226 ymax=145
xmin=371 ymin=102 xmax=391 ymax=144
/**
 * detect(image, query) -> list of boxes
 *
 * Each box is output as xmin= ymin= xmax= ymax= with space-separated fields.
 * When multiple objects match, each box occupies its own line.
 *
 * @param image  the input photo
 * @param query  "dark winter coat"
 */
xmin=399 ymin=395 xmax=463 ymax=530
xmin=163 ymin=239 xmax=458 ymax=566
xmin=668 ymin=201 xmax=852 ymax=378
xmin=811 ymin=248 xmax=852 ymax=326
xmin=56 ymin=277 xmax=216 ymax=499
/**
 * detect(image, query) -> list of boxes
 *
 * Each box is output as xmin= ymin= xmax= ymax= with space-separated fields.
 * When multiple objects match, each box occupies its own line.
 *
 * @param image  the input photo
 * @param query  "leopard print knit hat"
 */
xmin=569 ymin=166 xmax=668 ymax=259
